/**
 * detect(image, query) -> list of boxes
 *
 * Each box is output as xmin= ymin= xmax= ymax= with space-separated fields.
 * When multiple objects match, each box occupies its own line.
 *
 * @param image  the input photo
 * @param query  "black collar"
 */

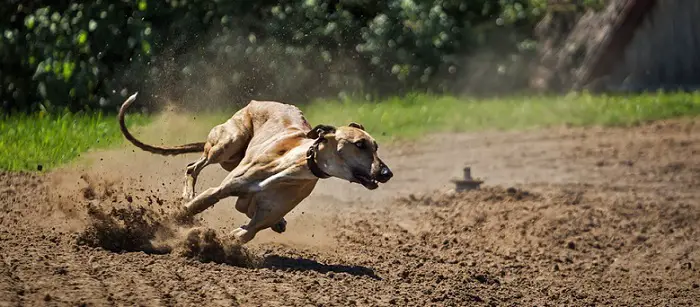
xmin=306 ymin=136 xmax=331 ymax=179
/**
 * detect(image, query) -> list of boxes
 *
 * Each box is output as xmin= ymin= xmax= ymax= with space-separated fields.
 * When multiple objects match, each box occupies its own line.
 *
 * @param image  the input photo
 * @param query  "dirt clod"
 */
xmin=76 ymin=204 xmax=169 ymax=252
xmin=176 ymin=227 xmax=257 ymax=267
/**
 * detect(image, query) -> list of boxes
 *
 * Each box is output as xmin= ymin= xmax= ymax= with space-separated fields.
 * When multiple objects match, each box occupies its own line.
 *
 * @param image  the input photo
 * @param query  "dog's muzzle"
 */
xmin=360 ymin=162 xmax=392 ymax=189
xmin=353 ymin=161 xmax=392 ymax=190
xmin=376 ymin=163 xmax=393 ymax=183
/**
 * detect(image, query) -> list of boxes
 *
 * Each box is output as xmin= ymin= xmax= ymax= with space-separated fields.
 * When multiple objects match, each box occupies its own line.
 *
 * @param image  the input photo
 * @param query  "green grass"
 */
xmin=0 ymin=111 xmax=150 ymax=172
xmin=2 ymin=91 xmax=700 ymax=172
xmin=300 ymin=91 xmax=700 ymax=142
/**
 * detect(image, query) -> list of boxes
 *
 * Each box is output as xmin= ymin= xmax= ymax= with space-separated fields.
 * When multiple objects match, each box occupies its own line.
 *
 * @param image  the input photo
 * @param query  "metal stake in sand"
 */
xmin=450 ymin=167 xmax=484 ymax=192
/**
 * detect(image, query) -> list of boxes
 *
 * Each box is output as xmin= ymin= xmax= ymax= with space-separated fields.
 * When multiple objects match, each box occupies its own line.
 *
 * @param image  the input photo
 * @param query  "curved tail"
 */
xmin=118 ymin=92 xmax=205 ymax=156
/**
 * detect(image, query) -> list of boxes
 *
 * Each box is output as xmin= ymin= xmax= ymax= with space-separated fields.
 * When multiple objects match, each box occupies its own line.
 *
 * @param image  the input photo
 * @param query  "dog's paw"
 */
xmin=230 ymin=227 xmax=252 ymax=244
xmin=181 ymin=187 xmax=195 ymax=201
xmin=270 ymin=218 xmax=287 ymax=234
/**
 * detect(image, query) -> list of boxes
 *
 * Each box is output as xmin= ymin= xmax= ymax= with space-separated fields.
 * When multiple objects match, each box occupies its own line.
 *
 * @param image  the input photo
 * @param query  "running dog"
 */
xmin=118 ymin=93 xmax=393 ymax=243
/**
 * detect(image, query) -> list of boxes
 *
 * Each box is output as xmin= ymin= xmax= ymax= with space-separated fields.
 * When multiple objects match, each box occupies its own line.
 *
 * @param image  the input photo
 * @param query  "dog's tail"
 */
xmin=118 ymin=92 xmax=205 ymax=156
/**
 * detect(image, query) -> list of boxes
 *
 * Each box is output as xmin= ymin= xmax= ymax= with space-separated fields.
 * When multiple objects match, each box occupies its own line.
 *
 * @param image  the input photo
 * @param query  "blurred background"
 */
xmin=5 ymin=0 xmax=700 ymax=171
xmin=7 ymin=0 xmax=691 ymax=114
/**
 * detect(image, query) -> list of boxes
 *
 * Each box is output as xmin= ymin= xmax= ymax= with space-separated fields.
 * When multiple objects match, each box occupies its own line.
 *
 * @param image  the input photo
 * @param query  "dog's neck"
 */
xmin=299 ymin=138 xmax=347 ymax=180
xmin=306 ymin=140 xmax=331 ymax=179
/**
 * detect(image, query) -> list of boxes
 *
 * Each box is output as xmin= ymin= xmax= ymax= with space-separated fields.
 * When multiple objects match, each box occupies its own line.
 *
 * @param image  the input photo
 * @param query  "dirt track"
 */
xmin=1 ymin=118 xmax=699 ymax=306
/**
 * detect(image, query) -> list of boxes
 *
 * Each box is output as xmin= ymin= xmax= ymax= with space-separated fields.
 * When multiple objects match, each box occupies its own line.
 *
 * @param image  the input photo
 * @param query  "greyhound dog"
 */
xmin=118 ymin=93 xmax=393 ymax=243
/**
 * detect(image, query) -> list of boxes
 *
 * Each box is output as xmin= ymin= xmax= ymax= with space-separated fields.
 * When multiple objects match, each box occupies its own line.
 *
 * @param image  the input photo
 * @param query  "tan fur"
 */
xmin=119 ymin=93 xmax=393 ymax=244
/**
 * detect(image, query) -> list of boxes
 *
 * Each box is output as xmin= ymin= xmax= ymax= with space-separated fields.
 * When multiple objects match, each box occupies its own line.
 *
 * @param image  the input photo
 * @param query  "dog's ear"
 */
xmin=307 ymin=124 xmax=336 ymax=139
xmin=348 ymin=122 xmax=365 ymax=131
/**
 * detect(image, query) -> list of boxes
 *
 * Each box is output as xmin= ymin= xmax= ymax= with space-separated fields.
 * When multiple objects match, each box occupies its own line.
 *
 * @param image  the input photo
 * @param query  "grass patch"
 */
xmin=2 ymin=91 xmax=699 ymax=172
xmin=300 ymin=91 xmax=700 ymax=142
xmin=0 ymin=111 xmax=150 ymax=172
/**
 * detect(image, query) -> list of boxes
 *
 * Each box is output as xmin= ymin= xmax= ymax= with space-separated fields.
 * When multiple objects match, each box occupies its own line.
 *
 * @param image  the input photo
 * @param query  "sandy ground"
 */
xmin=1 ymin=117 xmax=699 ymax=306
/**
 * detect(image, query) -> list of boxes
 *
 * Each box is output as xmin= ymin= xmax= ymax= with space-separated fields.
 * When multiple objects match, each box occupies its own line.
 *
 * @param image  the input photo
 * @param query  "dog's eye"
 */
xmin=354 ymin=141 xmax=366 ymax=149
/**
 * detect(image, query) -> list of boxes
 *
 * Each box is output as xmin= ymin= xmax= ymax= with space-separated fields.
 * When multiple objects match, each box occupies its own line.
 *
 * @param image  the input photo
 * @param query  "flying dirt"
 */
xmin=116 ymin=92 xmax=394 ymax=245
xmin=1 ymin=118 xmax=699 ymax=306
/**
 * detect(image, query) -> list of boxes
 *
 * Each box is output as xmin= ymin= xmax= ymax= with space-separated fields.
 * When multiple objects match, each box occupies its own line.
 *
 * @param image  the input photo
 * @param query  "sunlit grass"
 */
xmin=3 ymin=91 xmax=700 ymax=171
xmin=0 ymin=111 xmax=150 ymax=171
xmin=300 ymin=91 xmax=700 ymax=142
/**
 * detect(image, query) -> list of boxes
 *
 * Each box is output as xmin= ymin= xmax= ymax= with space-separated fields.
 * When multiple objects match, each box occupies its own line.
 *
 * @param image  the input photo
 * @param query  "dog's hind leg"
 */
xmin=182 ymin=135 xmax=247 ymax=200
xmin=230 ymin=181 xmax=316 ymax=243
xmin=182 ymin=147 xmax=233 ymax=200
xmin=234 ymin=195 xmax=285 ymax=233
xmin=182 ymin=155 xmax=210 ymax=200
xmin=230 ymin=203 xmax=290 ymax=243
xmin=181 ymin=108 xmax=253 ymax=200
xmin=234 ymin=195 xmax=253 ymax=216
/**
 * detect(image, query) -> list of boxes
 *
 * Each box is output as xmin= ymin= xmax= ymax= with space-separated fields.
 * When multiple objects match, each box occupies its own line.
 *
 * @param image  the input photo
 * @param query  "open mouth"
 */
xmin=352 ymin=173 xmax=379 ymax=190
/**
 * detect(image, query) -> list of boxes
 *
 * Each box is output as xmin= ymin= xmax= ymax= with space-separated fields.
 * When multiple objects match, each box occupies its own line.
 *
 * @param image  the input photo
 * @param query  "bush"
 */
xmin=1 ymin=0 xmax=549 ymax=114
xmin=1 ymin=1 xmax=153 ymax=113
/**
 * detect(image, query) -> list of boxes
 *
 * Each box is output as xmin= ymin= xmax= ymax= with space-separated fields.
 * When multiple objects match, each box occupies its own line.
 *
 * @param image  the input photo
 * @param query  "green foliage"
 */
xmin=2 ymin=1 xmax=153 ymax=113
xmin=1 ymin=0 xmax=553 ymax=114
xmin=0 ymin=110 xmax=150 ymax=171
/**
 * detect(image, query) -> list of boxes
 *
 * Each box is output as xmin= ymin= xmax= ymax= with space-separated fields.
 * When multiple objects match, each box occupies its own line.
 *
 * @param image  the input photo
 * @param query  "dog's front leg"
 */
xmin=182 ymin=167 xmax=297 ymax=218
xmin=181 ymin=186 xmax=226 ymax=216
xmin=181 ymin=173 xmax=251 ymax=216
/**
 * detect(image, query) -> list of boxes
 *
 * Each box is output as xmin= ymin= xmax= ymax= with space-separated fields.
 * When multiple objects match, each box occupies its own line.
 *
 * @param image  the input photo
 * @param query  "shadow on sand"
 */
xmin=261 ymin=255 xmax=382 ymax=280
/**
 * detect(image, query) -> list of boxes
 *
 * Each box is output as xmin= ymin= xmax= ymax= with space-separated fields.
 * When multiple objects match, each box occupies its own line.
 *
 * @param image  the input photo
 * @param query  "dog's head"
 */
xmin=307 ymin=123 xmax=393 ymax=190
